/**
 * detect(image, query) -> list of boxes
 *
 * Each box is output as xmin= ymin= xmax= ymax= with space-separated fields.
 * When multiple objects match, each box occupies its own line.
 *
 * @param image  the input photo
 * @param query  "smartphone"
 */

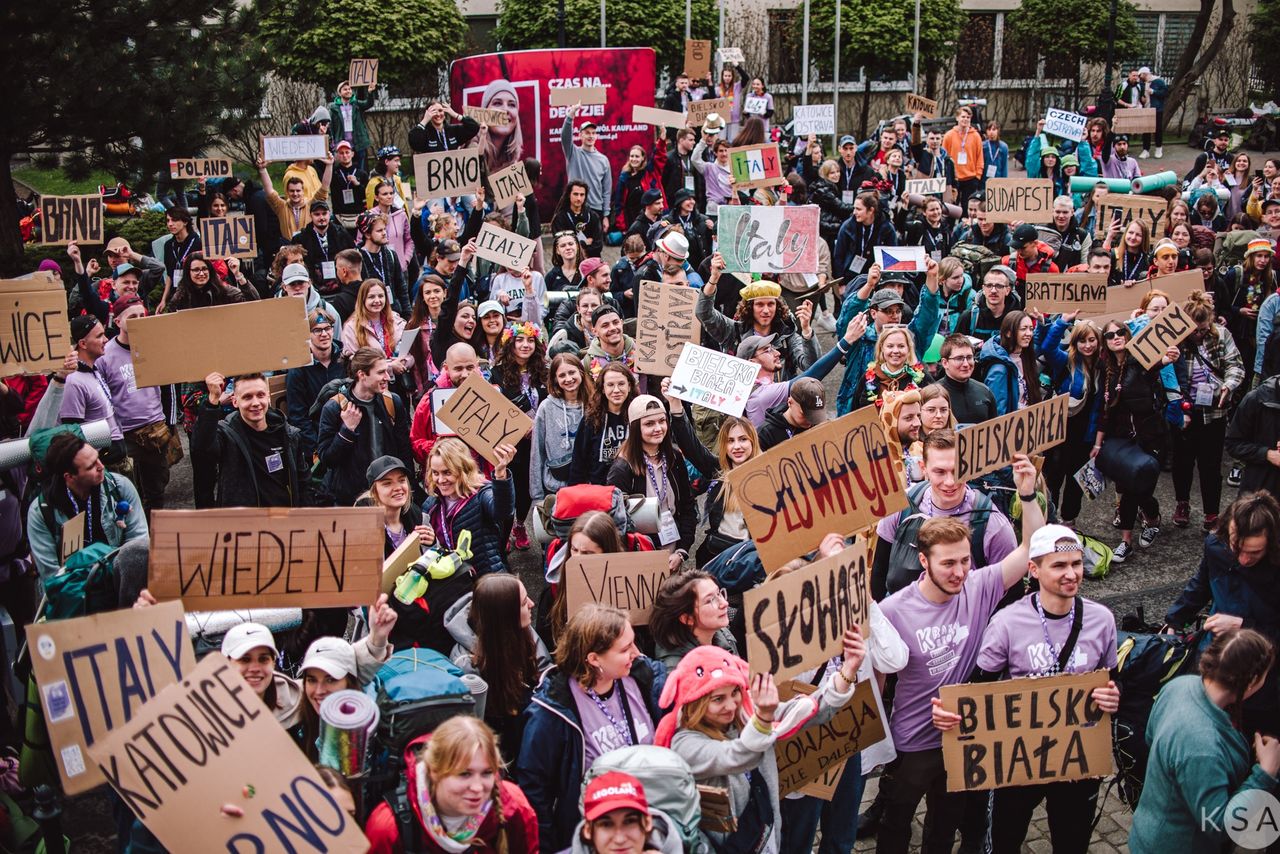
xmin=1257 ymin=169 xmax=1265 ymax=180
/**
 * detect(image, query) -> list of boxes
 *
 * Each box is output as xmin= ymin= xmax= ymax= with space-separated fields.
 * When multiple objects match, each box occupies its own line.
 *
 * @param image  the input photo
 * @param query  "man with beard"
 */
xmin=1047 ymin=195 xmax=1092 ymax=270
xmin=583 ymin=303 xmax=638 ymax=380
xmin=292 ymin=198 xmax=355 ymax=294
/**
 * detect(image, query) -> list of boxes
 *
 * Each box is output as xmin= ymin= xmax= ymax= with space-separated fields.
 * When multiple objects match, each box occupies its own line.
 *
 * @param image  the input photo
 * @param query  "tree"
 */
xmin=1162 ymin=0 xmax=1236 ymax=123
xmin=801 ymin=0 xmax=965 ymax=138
xmin=1250 ymin=0 xmax=1280 ymax=100
xmin=1006 ymin=0 xmax=1145 ymax=110
xmin=0 ymin=2 xmax=266 ymax=275
xmin=260 ymin=0 xmax=466 ymax=94
xmin=494 ymin=0 xmax=718 ymax=79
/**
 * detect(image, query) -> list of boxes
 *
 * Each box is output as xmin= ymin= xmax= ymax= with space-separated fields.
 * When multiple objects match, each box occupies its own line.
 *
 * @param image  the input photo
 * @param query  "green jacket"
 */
xmin=329 ymin=90 xmax=375 ymax=153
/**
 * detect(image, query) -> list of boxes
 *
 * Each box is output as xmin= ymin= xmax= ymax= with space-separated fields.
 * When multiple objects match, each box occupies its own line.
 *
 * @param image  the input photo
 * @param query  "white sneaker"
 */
xmin=816 ymin=310 xmax=837 ymax=334
xmin=1154 ymin=147 xmax=1163 ymax=158
xmin=1139 ymin=150 xmax=1151 ymax=159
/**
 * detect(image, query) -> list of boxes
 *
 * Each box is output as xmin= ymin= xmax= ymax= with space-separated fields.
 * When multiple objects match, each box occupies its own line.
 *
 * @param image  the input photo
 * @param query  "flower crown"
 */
xmin=501 ymin=321 xmax=542 ymax=347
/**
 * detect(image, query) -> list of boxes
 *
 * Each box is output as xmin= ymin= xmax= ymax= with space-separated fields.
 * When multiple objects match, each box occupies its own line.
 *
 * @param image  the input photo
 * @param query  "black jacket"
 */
xmin=757 ymin=402 xmax=806 ymax=451
xmin=285 ymin=345 xmax=346 ymax=461
xmin=291 ymin=224 xmax=355 ymax=292
xmin=811 ymin=178 xmax=855 ymax=245
xmin=606 ymin=452 xmax=697 ymax=554
xmin=192 ymin=405 xmax=305 ymax=507
xmin=551 ymin=209 xmax=604 ymax=259
xmin=408 ymin=116 xmax=481 ymax=154
xmin=1102 ymin=358 xmax=1170 ymax=454
xmin=1226 ymin=377 xmax=1280 ymax=497
xmin=570 ymin=411 xmax=628 ymax=486
xmin=933 ymin=374 xmax=998 ymax=426
xmin=316 ymin=387 xmax=414 ymax=506
xmin=359 ymin=246 xmax=410 ymax=316
xmin=423 ymin=478 xmax=515 ymax=576
xmin=662 ymin=153 xmax=706 ymax=213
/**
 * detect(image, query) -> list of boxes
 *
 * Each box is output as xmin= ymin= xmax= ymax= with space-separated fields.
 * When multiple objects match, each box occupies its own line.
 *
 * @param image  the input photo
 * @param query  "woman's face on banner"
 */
xmin=485 ymin=86 xmax=519 ymax=142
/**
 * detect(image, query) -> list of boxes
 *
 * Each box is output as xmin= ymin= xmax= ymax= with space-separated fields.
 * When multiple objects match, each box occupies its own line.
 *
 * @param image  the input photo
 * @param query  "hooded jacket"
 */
xmin=285 ymin=341 xmax=345 ymax=461
xmin=329 ymin=89 xmax=374 ymax=152
xmin=316 ymin=385 xmax=414 ymax=506
xmin=563 ymin=809 xmax=685 ymax=854
xmin=1225 ymin=376 xmax=1280 ymax=497
xmin=192 ymin=404 xmax=306 ymax=507
xmin=756 ymin=402 xmax=807 ymax=451
xmin=569 ymin=410 xmax=629 ymax=486
xmin=583 ymin=335 xmax=638 ymax=380
xmin=977 ymin=335 xmax=1024 ymax=416
xmin=530 ymin=398 xmax=585 ymax=502
xmin=276 ymin=284 xmax=341 ymax=329
xmin=607 ymin=450 xmax=698 ymax=555
xmin=423 ymin=477 xmax=515 ymax=576
xmin=694 ymin=291 xmax=819 ymax=381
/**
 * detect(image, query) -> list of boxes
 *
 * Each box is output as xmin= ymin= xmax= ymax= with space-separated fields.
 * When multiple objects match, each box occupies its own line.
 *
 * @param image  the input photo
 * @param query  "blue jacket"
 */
xmin=1040 ymin=318 xmax=1102 ymax=440
xmin=1147 ymin=77 xmax=1169 ymax=111
xmin=516 ymin=659 xmax=667 ymax=852
xmin=983 ymin=139 xmax=1009 ymax=179
xmin=1025 ymin=134 xmax=1099 ymax=199
xmin=834 ymin=281 xmax=941 ymax=414
xmin=977 ymin=336 xmax=1021 ymax=416
xmin=422 ymin=477 xmax=515 ymax=575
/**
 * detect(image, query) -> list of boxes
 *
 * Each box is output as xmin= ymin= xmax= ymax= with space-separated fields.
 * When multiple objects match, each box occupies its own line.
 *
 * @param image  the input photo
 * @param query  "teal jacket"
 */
xmin=26 ymin=474 xmax=148 ymax=581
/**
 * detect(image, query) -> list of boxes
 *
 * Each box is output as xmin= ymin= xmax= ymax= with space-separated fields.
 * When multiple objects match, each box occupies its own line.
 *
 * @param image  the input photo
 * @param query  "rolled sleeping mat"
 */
xmin=1182 ymin=186 xmax=1232 ymax=203
xmin=905 ymin=194 xmax=963 ymax=219
xmin=1069 ymin=176 xmax=1133 ymax=194
xmin=1131 ymin=170 xmax=1179 ymax=194
xmin=0 ymin=419 xmax=112 ymax=471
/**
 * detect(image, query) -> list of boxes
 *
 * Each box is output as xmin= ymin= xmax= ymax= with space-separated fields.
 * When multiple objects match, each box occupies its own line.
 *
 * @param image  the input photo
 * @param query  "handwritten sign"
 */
xmin=26 ymin=602 xmax=195 ymax=794
xmin=549 ymin=86 xmax=607 ymax=107
xmin=464 ymin=105 xmax=511 ymax=127
xmin=413 ymin=150 xmax=483 ymax=199
xmin=907 ymin=177 xmax=947 ymax=196
xmin=726 ymin=407 xmax=905 ymax=571
xmin=260 ymin=134 xmax=329 ymax=164
xmin=198 ymin=215 xmax=257 ymax=260
xmin=147 ymin=508 xmax=383 ymax=610
xmin=792 ymin=105 xmax=835 ymax=137
xmin=940 ymin=670 xmax=1113 ymax=791
xmin=0 ymin=273 xmax=71 ymax=377
xmin=1093 ymin=192 xmax=1169 ymax=240
xmin=127 ymin=298 xmax=309 ymax=387
xmin=956 ymin=394 xmax=1068 ymax=482
xmin=985 ymin=179 xmax=1055 ymax=224
xmin=1127 ymin=301 xmax=1195 ymax=369
xmin=435 ymin=371 xmax=534 ymax=466
xmin=488 ymin=161 xmax=533 ymax=209
xmin=86 ymin=654 xmax=370 ymax=852
xmin=745 ymin=539 xmax=871 ymax=682
xmin=1112 ymin=108 xmax=1157 ymax=134
xmin=635 ymin=282 xmax=701 ymax=376
xmin=169 ymin=158 xmax=232 ymax=180
xmin=1043 ymin=108 xmax=1088 ymax=142
xmin=39 ymin=195 xmax=103 ymax=245
xmin=1024 ymin=273 xmax=1109 ymax=316
xmin=776 ymin=677 xmax=885 ymax=796
xmin=347 ymin=57 xmax=378 ymax=88
xmin=61 ymin=511 xmax=87 ymax=564
xmin=684 ymin=38 xmax=712 ymax=78
xmin=633 ymin=105 xmax=689 ymax=129
xmin=564 ymin=551 xmax=672 ymax=624
xmin=718 ymin=47 xmax=745 ymax=64
xmin=718 ymin=205 xmax=819 ymax=274
xmin=668 ymin=343 xmax=759 ymax=418
xmin=743 ymin=95 xmax=769 ymax=116
xmin=687 ymin=98 xmax=731 ymax=127
xmin=474 ymin=222 xmax=536 ymax=270
xmin=906 ymin=93 xmax=938 ymax=118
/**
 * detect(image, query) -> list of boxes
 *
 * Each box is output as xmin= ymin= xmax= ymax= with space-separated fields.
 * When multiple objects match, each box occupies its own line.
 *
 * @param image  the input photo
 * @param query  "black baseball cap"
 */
xmin=366 ymin=455 xmax=409 ymax=486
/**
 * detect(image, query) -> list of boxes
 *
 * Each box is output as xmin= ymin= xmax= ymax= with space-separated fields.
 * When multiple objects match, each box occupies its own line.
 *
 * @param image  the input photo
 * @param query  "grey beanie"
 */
xmin=989 ymin=264 xmax=1017 ymax=287
xmin=309 ymin=105 xmax=332 ymax=125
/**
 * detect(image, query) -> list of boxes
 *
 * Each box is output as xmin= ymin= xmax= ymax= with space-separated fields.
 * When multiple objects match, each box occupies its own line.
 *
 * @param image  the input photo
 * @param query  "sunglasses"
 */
xmin=1102 ymin=330 xmax=1127 ymax=341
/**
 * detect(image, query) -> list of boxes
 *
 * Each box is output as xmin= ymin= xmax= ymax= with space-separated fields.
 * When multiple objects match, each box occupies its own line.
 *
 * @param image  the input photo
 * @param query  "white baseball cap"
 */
xmin=300 ymin=636 xmax=358 ymax=680
xmin=221 ymin=622 xmax=278 ymax=660
xmin=282 ymin=263 xmax=311 ymax=285
xmin=1028 ymin=524 xmax=1083 ymax=560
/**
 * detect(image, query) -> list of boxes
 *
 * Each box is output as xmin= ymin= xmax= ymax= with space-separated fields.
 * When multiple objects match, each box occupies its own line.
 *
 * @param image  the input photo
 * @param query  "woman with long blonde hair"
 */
xmin=342 ymin=278 xmax=412 ymax=378
xmin=420 ymin=437 xmax=516 ymax=576
xmin=1040 ymin=312 xmax=1101 ymax=524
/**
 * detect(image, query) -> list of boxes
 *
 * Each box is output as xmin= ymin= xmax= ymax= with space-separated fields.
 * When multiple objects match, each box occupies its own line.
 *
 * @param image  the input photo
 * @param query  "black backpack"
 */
xmin=885 ymin=482 xmax=991 ymax=595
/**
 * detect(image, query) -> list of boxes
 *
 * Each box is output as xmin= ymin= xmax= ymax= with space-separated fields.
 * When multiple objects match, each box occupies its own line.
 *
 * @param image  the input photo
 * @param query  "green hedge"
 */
xmin=21 ymin=210 xmax=170 ymax=278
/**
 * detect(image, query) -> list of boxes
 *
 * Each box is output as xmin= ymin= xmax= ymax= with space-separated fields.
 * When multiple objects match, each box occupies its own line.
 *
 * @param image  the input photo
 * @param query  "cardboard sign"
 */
xmin=1098 ymin=274 xmax=1201 ymax=320
xmin=198 ymin=215 xmax=257 ymax=260
xmin=87 ymin=654 xmax=369 ymax=853
xmin=984 ymin=179 xmax=1055 ymax=224
xmin=799 ymin=762 xmax=847 ymax=800
xmin=1094 ymin=192 xmax=1169 ymax=240
xmin=549 ymin=86 xmax=607 ymax=107
xmin=874 ymin=245 xmax=927 ymax=273
xmin=939 ymin=670 xmax=1113 ymax=791
xmin=718 ymin=47 xmax=745 ymax=64
xmin=127 ymin=298 xmax=310 ymax=387
xmin=728 ymin=143 xmax=784 ymax=189
xmin=956 ymin=394 xmax=1069 ymax=482
xmin=26 ymin=601 xmax=196 ymax=794
xmin=744 ymin=539 xmax=872 ymax=680
xmin=430 ymin=387 xmax=457 ymax=434
xmin=147 ymin=507 xmax=384 ymax=610
xmin=1112 ymin=107 xmax=1157 ymax=134
xmin=563 ymin=551 xmax=672 ymax=624
xmin=347 ymin=57 xmax=378 ymax=88
xmin=169 ymin=158 xmax=232 ymax=180
xmin=635 ymin=282 xmax=701 ymax=375
xmin=1127 ymin=301 xmax=1195 ymax=369
xmin=413 ymin=150 xmax=483 ymax=199
xmin=906 ymin=177 xmax=947 ymax=196
xmin=464 ymin=105 xmax=511 ymax=127
xmin=1149 ymin=269 xmax=1205 ymax=303
xmin=743 ymin=95 xmax=769 ymax=116
xmin=668 ymin=343 xmax=759 ymax=418
xmin=435 ymin=370 xmax=534 ymax=466
xmin=60 ymin=512 xmax=86 ymax=564
xmin=792 ymin=105 xmax=836 ymax=137
xmin=474 ymin=222 xmax=536 ymax=270
xmin=489 ymin=161 xmax=533 ymax=208
xmin=1024 ymin=273 xmax=1109 ymax=316
xmin=906 ymin=93 xmax=938 ymax=118
xmin=726 ymin=406 xmax=905 ymax=571
xmin=687 ymin=97 xmax=730 ymax=128
xmin=684 ymin=38 xmax=712 ymax=78
xmin=1043 ymin=108 xmax=1088 ymax=142
xmin=718 ymin=205 xmax=820 ymax=274
xmin=39 ymin=195 xmax=104 ymax=245
xmin=633 ymin=105 xmax=689 ymax=129
xmin=776 ymin=677 xmax=885 ymax=796
xmin=0 ymin=273 xmax=71 ymax=377
xmin=260 ymin=134 xmax=329 ymax=164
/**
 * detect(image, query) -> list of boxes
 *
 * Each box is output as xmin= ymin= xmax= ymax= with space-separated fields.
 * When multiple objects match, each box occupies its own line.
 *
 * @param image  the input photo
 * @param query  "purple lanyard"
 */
xmin=586 ymin=685 xmax=633 ymax=747
xmin=644 ymin=456 xmax=668 ymax=506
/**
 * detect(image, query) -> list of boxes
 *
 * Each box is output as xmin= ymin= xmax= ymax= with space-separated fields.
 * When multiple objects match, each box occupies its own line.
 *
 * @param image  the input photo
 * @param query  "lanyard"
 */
xmin=842 ymin=163 xmax=857 ymax=188
xmin=66 ymin=487 xmax=100 ymax=543
xmin=174 ymin=234 xmax=196 ymax=268
xmin=315 ymin=228 xmax=329 ymax=261
xmin=290 ymin=206 xmax=304 ymax=234
xmin=644 ymin=456 xmax=668 ymax=506
xmin=1033 ymin=593 xmax=1078 ymax=675
xmin=924 ymin=227 xmax=942 ymax=253
xmin=586 ymin=685 xmax=635 ymax=748
xmin=369 ymin=320 xmax=388 ymax=355
xmin=79 ymin=362 xmax=112 ymax=405
xmin=363 ymin=248 xmax=386 ymax=281
xmin=1124 ymin=251 xmax=1145 ymax=281
xmin=432 ymin=497 xmax=466 ymax=551
xmin=854 ymin=223 xmax=872 ymax=257
xmin=985 ymin=141 xmax=998 ymax=165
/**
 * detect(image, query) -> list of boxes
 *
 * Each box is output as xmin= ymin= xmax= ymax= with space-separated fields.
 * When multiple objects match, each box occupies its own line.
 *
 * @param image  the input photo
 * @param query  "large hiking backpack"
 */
xmin=584 ymin=745 xmax=710 ymax=853
xmin=885 ymin=483 xmax=990 ymax=595
xmin=950 ymin=242 xmax=1001 ymax=281
xmin=532 ymin=483 xmax=657 ymax=546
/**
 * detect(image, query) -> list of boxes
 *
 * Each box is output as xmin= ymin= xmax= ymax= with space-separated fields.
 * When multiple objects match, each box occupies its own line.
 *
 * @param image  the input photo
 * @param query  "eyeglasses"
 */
xmin=982 ymin=283 xmax=1010 ymax=291
xmin=946 ymin=354 xmax=975 ymax=363
xmin=310 ymin=325 xmax=334 ymax=333
xmin=700 ymin=588 xmax=728 ymax=607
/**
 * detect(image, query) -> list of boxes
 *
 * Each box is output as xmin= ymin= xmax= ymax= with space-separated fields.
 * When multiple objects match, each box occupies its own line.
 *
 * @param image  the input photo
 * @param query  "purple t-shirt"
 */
xmin=744 ymin=381 xmax=788 ymax=427
xmin=568 ymin=676 xmax=654 ymax=768
xmin=880 ymin=563 xmax=1006 ymax=752
xmin=60 ymin=368 xmax=122 ymax=440
xmin=977 ymin=595 xmax=1118 ymax=677
xmin=876 ymin=486 xmax=1018 ymax=571
xmin=96 ymin=339 xmax=163 ymax=433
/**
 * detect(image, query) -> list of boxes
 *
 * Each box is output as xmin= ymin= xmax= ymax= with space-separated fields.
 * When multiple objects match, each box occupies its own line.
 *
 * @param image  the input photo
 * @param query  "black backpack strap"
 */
xmin=1057 ymin=596 xmax=1086 ymax=673
xmin=387 ymin=779 xmax=420 ymax=853
xmin=968 ymin=492 xmax=992 ymax=567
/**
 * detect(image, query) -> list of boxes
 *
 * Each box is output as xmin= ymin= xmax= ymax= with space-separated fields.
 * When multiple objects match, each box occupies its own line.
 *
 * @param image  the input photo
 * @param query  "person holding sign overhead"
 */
xmin=408 ymin=98 xmax=480 ymax=156
xmin=258 ymin=154 xmax=333 ymax=254
xmin=562 ymin=104 xmax=613 ymax=227
xmin=329 ymin=80 xmax=375 ymax=170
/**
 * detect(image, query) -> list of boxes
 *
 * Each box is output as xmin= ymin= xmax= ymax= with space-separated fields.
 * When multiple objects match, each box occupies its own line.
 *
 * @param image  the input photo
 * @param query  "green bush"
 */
xmin=30 ymin=153 xmax=60 ymax=171
xmin=108 ymin=210 xmax=169 ymax=249
xmin=63 ymin=152 xmax=93 ymax=182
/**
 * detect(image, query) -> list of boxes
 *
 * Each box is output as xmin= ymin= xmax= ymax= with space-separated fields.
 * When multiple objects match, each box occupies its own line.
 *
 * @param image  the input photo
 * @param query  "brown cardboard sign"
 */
xmin=127 ymin=297 xmax=310 ymax=387
xmin=956 ymin=394 xmax=1068 ymax=482
xmin=939 ymin=670 xmax=1113 ymax=791
xmin=413 ymin=150 xmax=483 ymax=199
xmin=725 ymin=407 xmax=905 ymax=571
xmin=434 ymin=371 xmax=533 ymax=466
xmin=60 ymin=512 xmax=87 ymax=564
xmin=26 ymin=601 xmax=196 ymax=794
xmin=147 ymin=507 xmax=384 ymax=610
xmin=198 ymin=215 xmax=257 ymax=260
xmin=463 ymin=105 xmax=511 ymax=127
xmin=776 ymin=678 xmax=885 ymax=797
xmin=348 ymin=57 xmax=378 ymax=88
xmin=381 ymin=533 xmax=422 ymax=596
xmin=86 ymin=654 xmax=369 ymax=852
xmin=633 ymin=105 xmax=689 ymax=129
xmin=744 ymin=538 xmax=872 ymax=681
xmin=1147 ymin=269 xmax=1205 ymax=303
xmin=799 ymin=762 xmax=847 ymax=800
xmin=684 ymin=38 xmax=712 ymax=79
xmin=635 ymin=281 xmax=701 ymax=376
xmin=1024 ymin=273 xmax=1109 ymax=316
xmin=0 ymin=272 xmax=71 ymax=377
xmin=906 ymin=93 xmax=938 ymax=118
xmin=984 ymin=179 xmax=1055 ymax=224
xmin=686 ymin=97 xmax=731 ymax=128
xmin=489 ymin=161 xmax=533 ymax=208
xmin=260 ymin=134 xmax=329 ymax=164
xmin=1093 ymin=192 xmax=1169 ymax=240
xmin=1127 ymin=301 xmax=1195 ymax=369
xmin=1111 ymin=107 xmax=1157 ymax=134
xmin=39 ymin=195 xmax=104 ymax=245
xmin=563 ymin=551 xmax=673 ymax=625
xmin=474 ymin=222 xmax=536 ymax=270
xmin=698 ymin=785 xmax=735 ymax=833
xmin=169 ymin=158 xmax=232 ymax=180
xmin=549 ymin=86 xmax=607 ymax=107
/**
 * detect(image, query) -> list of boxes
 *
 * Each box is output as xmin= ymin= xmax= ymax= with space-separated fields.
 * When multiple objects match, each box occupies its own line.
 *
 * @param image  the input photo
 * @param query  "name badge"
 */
xmin=851 ymin=256 xmax=866 ymax=274
xmin=658 ymin=509 xmax=680 ymax=546
xmin=842 ymin=190 xmax=855 ymax=205
xmin=320 ymin=261 xmax=336 ymax=279
xmin=986 ymin=164 xmax=997 ymax=178
xmin=684 ymin=175 xmax=695 ymax=192
xmin=342 ymin=189 xmax=355 ymax=205
xmin=957 ymin=150 xmax=968 ymax=166
xmin=265 ymin=451 xmax=284 ymax=473
xmin=931 ymin=250 xmax=943 ymax=262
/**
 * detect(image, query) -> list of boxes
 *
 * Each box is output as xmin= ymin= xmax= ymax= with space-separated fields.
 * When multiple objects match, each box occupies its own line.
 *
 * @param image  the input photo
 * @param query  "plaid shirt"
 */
xmin=1179 ymin=324 xmax=1246 ymax=422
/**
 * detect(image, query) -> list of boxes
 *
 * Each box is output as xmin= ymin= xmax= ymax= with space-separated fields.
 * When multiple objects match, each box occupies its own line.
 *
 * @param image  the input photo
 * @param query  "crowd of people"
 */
xmin=5 ymin=58 xmax=1280 ymax=853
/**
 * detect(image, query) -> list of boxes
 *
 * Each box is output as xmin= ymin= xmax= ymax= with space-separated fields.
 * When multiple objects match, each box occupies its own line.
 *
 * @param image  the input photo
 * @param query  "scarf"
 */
xmin=864 ymin=360 xmax=923 ymax=407
xmin=415 ymin=759 xmax=494 ymax=853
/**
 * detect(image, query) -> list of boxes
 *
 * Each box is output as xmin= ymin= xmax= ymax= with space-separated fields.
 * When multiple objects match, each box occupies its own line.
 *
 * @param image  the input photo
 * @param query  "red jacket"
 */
xmin=364 ymin=734 xmax=539 ymax=854
xmin=408 ymin=373 xmax=490 ymax=475
xmin=1002 ymin=241 xmax=1060 ymax=282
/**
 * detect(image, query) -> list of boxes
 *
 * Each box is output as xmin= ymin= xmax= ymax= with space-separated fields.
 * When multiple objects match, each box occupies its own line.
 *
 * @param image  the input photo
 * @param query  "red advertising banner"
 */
xmin=450 ymin=48 xmax=658 ymax=221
